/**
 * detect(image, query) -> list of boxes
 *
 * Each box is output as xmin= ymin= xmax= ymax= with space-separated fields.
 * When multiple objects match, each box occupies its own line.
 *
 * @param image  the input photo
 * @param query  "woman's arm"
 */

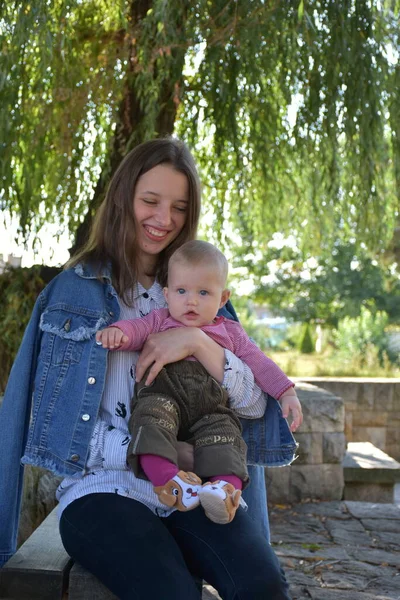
xmin=135 ymin=327 xmax=268 ymax=420
xmin=135 ymin=327 xmax=225 ymax=385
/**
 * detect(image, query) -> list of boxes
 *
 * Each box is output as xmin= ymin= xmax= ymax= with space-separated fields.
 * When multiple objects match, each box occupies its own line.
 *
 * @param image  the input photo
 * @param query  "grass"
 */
xmin=268 ymin=349 xmax=400 ymax=378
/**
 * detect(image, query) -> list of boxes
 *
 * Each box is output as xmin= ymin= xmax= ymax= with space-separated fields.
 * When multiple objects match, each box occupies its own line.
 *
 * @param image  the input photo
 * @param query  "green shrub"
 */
xmin=333 ymin=307 xmax=391 ymax=366
xmin=0 ymin=266 xmax=47 ymax=392
xmin=299 ymin=323 xmax=314 ymax=354
xmin=269 ymin=348 xmax=400 ymax=377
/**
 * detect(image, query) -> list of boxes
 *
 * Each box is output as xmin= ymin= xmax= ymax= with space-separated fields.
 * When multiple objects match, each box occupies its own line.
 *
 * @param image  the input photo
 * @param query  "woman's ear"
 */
xmin=219 ymin=289 xmax=231 ymax=308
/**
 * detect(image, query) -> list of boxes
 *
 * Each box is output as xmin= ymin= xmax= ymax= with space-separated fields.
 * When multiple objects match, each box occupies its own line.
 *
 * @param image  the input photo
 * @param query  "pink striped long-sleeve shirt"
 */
xmin=113 ymin=308 xmax=293 ymax=400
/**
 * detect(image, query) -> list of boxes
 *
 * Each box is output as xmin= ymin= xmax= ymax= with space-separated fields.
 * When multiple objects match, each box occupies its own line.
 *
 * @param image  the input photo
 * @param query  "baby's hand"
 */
xmin=95 ymin=327 xmax=128 ymax=349
xmin=279 ymin=389 xmax=303 ymax=432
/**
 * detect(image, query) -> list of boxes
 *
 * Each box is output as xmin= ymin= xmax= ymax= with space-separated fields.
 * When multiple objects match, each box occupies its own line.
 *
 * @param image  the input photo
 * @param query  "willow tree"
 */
xmin=0 ymin=0 xmax=399 ymax=259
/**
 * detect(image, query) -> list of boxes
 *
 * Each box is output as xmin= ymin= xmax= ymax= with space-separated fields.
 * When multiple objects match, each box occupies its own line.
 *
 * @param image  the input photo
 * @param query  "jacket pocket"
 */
xmin=39 ymin=305 xmax=106 ymax=366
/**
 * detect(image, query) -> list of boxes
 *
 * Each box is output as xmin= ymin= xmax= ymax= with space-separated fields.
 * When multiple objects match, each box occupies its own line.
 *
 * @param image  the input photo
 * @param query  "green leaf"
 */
xmin=298 ymin=0 xmax=304 ymax=20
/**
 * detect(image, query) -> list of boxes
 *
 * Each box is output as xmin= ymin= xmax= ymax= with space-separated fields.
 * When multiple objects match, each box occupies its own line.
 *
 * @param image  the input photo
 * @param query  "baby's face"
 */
xmin=164 ymin=261 xmax=230 ymax=327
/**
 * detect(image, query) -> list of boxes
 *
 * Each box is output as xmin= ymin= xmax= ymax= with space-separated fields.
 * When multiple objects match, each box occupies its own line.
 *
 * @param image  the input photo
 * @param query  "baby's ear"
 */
xmin=220 ymin=289 xmax=231 ymax=308
xmin=163 ymin=287 xmax=169 ymax=303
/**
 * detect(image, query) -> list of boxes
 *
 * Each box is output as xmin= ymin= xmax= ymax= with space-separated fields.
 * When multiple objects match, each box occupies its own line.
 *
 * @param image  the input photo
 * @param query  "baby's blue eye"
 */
xmin=199 ymin=290 xmax=208 ymax=296
xmin=177 ymin=289 xmax=185 ymax=294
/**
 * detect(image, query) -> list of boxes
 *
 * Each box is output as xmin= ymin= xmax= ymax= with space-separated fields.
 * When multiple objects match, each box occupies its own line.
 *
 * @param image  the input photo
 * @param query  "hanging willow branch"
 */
xmin=0 ymin=0 xmax=398 ymax=256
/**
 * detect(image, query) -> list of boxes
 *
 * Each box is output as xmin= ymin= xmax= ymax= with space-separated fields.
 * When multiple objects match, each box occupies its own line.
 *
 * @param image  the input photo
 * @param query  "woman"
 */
xmin=0 ymin=138 xmax=298 ymax=599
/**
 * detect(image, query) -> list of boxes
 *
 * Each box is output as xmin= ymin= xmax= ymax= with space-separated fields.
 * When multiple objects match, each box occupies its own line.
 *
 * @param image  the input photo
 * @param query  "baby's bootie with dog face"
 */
xmin=199 ymin=480 xmax=242 ymax=524
xmin=154 ymin=470 xmax=202 ymax=511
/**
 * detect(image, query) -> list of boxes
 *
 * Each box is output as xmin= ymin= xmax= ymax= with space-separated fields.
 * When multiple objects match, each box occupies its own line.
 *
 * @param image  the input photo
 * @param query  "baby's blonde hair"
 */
xmin=168 ymin=240 xmax=228 ymax=285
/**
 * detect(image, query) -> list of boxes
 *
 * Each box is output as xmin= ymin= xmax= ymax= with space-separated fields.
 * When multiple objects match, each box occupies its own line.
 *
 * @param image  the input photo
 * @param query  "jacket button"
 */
xmin=109 ymin=311 xmax=114 ymax=316
xmin=82 ymin=414 xmax=90 ymax=421
xmin=71 ymin=454 xmax=80 ymax=462
xmin=88 ymin=377 xmax=96 ymax=384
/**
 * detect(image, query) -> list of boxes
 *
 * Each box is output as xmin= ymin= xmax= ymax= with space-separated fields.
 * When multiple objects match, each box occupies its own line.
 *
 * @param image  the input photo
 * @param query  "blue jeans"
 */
xmin=60 ymin=493 xmax=291 ymax=600
xmin=242 ymin=464 xmax=269 ymax=542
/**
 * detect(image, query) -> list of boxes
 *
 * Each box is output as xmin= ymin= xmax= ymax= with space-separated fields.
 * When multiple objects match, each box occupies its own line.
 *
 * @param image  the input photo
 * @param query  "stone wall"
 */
xmin=265 ymin=382 xmax=346 ymax=504
xmin=293 ymin=377 xmax=400 ymax=461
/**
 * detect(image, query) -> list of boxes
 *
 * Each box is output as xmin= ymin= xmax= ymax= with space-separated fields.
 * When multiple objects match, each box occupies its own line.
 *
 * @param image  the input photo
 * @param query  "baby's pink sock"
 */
xmin=210 ymin=474 xmax=243 ymax=490
xmin=140 ymin=454 xmax=179 ymax=487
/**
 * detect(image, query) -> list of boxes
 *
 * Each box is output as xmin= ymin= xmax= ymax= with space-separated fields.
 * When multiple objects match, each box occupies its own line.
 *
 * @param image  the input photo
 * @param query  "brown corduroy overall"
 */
xmin=127 ymin=360 xmax=249 ymax=485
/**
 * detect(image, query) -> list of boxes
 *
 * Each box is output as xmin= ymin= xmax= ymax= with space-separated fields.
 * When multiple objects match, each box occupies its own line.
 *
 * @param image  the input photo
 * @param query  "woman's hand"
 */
xmin=135 ymin=328 xmax=200 ymax=384
xmin=279 ymin=389 xmax=303 ymax=432
xmin=176 ymin=441 xmax=195 ymax=471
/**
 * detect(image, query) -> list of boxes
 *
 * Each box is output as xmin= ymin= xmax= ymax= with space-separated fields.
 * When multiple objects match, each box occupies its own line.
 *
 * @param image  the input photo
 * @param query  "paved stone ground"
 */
xmin=202 ymin=501 xmax=400 ymax=600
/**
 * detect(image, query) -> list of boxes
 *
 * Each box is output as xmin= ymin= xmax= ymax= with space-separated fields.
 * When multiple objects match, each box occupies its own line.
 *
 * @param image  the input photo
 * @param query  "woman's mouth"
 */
xmin=143 ymin=225 xmax=170 ymax=240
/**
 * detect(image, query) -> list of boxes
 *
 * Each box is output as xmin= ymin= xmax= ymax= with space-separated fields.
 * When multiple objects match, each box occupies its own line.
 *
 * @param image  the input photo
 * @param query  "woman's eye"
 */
xmin=177 ymin=289 xmax=185 ymax=295
xmin=175 ymin=204 xmax=187 ymax=212
xmin=143 ymin=198 xmax=157 ymax=205
xmin=200 ymin=290 xmax=208 ymax=296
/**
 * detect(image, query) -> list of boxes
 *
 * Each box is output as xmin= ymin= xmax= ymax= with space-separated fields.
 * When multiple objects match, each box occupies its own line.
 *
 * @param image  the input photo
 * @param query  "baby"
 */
xmin=96 ymin=240 xmax=300 ymax=524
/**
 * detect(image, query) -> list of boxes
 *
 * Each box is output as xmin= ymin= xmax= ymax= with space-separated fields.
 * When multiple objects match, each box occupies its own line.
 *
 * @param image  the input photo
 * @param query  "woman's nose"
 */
xmin=155 ymin=205 xmax=172 ymax=226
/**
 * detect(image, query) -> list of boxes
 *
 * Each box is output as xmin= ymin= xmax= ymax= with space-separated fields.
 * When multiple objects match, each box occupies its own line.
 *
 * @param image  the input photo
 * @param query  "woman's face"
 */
xmin=133 ymin=164 xmax=189 ymax=270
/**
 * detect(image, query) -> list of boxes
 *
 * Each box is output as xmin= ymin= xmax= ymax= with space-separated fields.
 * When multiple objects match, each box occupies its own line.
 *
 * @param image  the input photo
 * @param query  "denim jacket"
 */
xmin=0 ymin=263 xmax=297 ymax=567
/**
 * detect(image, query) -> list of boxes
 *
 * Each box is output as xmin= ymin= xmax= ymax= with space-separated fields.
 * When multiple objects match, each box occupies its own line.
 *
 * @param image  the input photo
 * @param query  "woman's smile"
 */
xmin=144 ymin=225 xmax=171 ymax=239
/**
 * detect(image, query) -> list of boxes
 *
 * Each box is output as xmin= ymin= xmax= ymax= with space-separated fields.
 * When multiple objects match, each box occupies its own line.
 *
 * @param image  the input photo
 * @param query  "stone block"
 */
xmin=352 ymin=411 xmax=387 ymax=428
xmin=358 ymin=382 xmax=375 ymax=409
xmin=296 ymin=384 xmax=344 ymax=433
xmin=345 ymin=500 xmax=400 ymax=520
xmin=324 ymin=520 xmax=372 ymax=545
xmin=387 ymin=444 xmax=400 ymax=463
xmin=290 ymin=464 xmax=344 ymax=503
xmin=323 ymin=432 xmax=346 ymax=464
xmin=352 ymin=426 xmax=386 ymax=452
xmin=344 ymin=411 xmax=353 ymax=441
xmin=311 ymin=381 xmax=341 ymax=397
xmin=330 ymin=382 xmax=360 ymax=410
xmin=343 ymin=442 xmax=400 ymax=481
xmin=293 ymin=378 xmax=360 ymax=408
xmin=265 ymin=465 xmax=291 ymax=504
xmin=292 ymin=500 xmax=350 ymax=519
xmin=361 ymin=518 xmax=400 ymax=533
xmin=373 ymin=383 xmax=394 ymax=411
xmin=392 ymin=383 xmax=400 ymax=410
xmin=343 ymin=442 xmax=400 ymax=503
xmin=386 ymin=426 xmax=400 ymax=462
xmin=292 ymin=432 xmax=323 ymax=465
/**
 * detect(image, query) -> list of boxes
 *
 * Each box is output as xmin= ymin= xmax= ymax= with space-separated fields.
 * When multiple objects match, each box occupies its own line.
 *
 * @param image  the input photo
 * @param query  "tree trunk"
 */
xmin=70 ymin=0 xmax=187 ymax=255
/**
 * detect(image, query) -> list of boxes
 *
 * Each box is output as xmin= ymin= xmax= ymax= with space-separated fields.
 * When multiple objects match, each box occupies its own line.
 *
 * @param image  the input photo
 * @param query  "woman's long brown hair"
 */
xmin=68 ymin=138 xmax=201 ymax=304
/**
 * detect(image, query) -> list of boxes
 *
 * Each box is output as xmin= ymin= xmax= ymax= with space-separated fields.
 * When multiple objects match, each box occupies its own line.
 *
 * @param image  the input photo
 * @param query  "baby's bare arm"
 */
xmin=95 ymin=327 xmax=128 ymax=349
